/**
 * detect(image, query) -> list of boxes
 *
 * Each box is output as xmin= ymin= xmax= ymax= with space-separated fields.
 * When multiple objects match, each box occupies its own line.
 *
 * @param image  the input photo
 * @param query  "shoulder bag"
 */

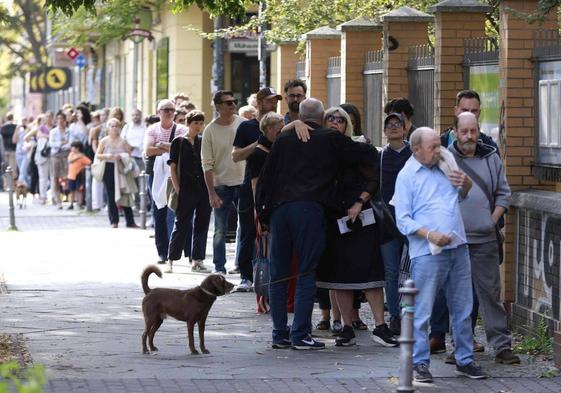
xmin=370 ymin=148 xmax=404 ymax=244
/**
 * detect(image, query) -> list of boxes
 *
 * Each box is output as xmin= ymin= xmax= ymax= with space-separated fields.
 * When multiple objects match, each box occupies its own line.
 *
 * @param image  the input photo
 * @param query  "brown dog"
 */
xmin=15 ymin=182 xmax=27 ymax=209
xmin=141 ymin=265 xmax=234 ymax=355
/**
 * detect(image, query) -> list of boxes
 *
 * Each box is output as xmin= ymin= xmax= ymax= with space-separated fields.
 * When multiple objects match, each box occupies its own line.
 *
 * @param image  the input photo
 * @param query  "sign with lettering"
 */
xmin=227 ymin=39 xmax=276 ymax=54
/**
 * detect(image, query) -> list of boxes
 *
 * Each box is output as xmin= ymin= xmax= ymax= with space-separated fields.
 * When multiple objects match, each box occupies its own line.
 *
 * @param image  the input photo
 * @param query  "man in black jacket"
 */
xmin=256 ymin=98 xmax=378 ymax=350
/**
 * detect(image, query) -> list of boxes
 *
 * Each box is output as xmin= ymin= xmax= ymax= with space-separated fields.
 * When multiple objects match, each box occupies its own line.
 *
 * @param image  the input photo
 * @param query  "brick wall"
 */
xmin=306 ymin=34 xmax=341 ymax=105
xmin=433 ymin=11 xmax=487 ymax=132
xmin=275 ymin=42 xmax=300 ymax=115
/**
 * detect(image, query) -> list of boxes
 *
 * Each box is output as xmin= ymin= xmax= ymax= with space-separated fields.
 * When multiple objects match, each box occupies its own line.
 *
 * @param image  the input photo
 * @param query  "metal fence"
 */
xmin=408 ymin=44 xmax=434 ymax=128
xmin=463 ymin=36 xmax=499 ymax=85
xmin=363 ymin=50 xmax=384 ymax=146
xmin=326 ymin=56 xmax=341 ymax=108
xmin=295 ymin=60 xmax=306 ymax=81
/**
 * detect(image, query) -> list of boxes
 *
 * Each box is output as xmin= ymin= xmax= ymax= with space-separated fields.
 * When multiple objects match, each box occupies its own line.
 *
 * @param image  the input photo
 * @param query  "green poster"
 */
xmin=469 ymin=65 xmax=499 ymax=141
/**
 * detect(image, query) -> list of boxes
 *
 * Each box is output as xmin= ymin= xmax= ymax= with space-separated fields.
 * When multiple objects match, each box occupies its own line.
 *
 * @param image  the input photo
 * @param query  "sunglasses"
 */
xmin=221 ymin=99 xmax=238 ymax=106
xmin=160 ymin=107 xmax=175 ymax=113
xmin=326 ymin=114 xmax=346 ymax=125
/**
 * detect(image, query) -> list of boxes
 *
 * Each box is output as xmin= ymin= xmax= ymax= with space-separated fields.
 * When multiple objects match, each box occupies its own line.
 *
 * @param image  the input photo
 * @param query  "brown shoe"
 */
xmin=473 ymin=340 xmax=485 ymax=353
xmin=430 ymin=337 xmax=446 ymax=354
xmin=495 ymin=349 xmax=521 ymax=364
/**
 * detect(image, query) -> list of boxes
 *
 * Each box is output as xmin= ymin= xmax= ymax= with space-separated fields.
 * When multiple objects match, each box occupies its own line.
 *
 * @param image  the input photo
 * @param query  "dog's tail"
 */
xmin=141 ymin=265 xmax=162 ymax=294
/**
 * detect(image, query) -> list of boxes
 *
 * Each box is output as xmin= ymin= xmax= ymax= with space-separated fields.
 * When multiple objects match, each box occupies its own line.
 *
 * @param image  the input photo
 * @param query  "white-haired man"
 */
xmin=393 ymin=127 xmax=486 ymax=382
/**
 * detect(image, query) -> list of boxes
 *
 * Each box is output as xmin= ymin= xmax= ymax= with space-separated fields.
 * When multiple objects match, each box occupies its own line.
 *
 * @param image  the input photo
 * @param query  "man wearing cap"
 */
xmin=144 ymin=99 xmax=188 ymax=265
xmin=230 ymin=87 xmax=281 ymax=291
xmin=379 ymin=112 xmax=412 ymax=336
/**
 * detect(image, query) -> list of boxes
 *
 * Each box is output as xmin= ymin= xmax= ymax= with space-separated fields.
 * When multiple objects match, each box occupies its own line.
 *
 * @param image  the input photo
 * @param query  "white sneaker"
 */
xmin=234 ymin=279 xmax=253 ymax=293
xmin=192 ymin=261 xmax=210 ymax=273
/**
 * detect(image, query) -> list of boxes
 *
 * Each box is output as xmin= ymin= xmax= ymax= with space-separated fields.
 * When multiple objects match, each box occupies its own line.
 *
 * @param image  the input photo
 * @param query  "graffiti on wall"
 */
xmin=517 ymin=209 xmax=561 ymax=321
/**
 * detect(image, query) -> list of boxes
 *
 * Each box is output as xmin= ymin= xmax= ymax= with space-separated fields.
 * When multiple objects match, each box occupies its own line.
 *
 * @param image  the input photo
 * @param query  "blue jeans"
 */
xmin=269 ymin=202 xmax=326 ymax=343
xmin=148 ymin=174 xmax=176 ymax=261
xmin=411 ymin=245 xmax=473 ymax=367
xmin=237 ymin=182 xmax=256 ymax=281
xmin=381 ymin=238 xmax=403 ymax=318
xmin=16 ymin=153 xmax=29 ymax=186
xmin=212 ymin=185 xmax=240 ymax=272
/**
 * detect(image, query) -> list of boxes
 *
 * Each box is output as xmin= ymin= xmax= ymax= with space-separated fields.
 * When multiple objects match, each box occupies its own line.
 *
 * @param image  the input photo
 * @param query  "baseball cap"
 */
xmin=384 ymin=112 xmax=405 ymax=127
xmin=256 ymin=87 xmax=282 ymax=101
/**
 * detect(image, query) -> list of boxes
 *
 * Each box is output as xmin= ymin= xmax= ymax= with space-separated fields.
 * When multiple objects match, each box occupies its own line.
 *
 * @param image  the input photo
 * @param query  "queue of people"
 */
xmin=1 ymin=84 xmax=517 ymax=384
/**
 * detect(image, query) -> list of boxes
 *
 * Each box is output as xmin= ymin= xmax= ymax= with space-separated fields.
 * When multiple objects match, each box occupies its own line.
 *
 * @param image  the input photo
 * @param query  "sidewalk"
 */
xmin=1 ymin=192 xmax=560 ymax=392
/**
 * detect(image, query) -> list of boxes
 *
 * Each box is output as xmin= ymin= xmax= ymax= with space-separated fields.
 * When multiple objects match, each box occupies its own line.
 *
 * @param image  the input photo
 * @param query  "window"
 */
xmin=537 ymin=61 xmax=561 ymax=165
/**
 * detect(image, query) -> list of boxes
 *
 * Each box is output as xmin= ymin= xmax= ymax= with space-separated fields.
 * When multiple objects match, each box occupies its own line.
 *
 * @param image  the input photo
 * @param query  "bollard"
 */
xmin=5 ymin=166 xmax=17 ymax=231
xmin=85 ymin=165 xmax=92 ymax=212
xmin=397 ymin=279 xmax=418 ymax=393
xmin=138 ymin=171 xmax=147 ymax=229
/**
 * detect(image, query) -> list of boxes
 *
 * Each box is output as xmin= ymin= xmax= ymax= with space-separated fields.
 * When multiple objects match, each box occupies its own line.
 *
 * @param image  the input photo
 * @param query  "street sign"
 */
xmin=29 ymin=67 xmax=72 ymax=93
xmin=75 ymin=53 xmax=87 ymax=68
xmin=66 ymin=47 xmax=79 ymax=60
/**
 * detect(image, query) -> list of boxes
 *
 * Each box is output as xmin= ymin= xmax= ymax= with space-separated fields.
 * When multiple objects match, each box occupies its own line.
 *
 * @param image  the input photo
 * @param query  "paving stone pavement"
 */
xmin=1 ymin=192 xmax=561 ymax=392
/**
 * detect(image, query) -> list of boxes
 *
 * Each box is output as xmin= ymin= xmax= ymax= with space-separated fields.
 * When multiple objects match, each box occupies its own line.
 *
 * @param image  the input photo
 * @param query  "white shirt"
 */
xmin=122 ymin=122 xmax=147 ymax=158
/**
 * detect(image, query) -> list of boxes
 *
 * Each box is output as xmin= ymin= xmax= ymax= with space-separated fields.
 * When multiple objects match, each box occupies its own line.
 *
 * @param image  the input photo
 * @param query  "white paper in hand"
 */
xmin=428 ymin=230 xmax=465 ymax=255
xmin=337 ymin=208 xmax=376 ymax=235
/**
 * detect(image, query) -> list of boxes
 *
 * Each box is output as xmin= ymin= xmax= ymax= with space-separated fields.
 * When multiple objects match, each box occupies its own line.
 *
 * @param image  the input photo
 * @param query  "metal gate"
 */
xmin=326 ymin=56 xmax=341 ymax=108
xmin=363 ymin=50 xmax=384 ymax=145
xmin=408 ymin=44 xmax=434 ymax=128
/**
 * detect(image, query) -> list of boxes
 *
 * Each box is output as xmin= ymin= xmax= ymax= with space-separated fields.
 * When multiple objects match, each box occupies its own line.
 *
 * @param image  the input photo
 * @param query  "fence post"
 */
xmin=85 ymin=165 xmax=92 ymax=212
xmin=397 ymin=279 xmax=418 ymax=393
xmin=4 ymin=166 xmax=17 ymax=231
xmin=138 ymin=171 xmax=147 ymax=229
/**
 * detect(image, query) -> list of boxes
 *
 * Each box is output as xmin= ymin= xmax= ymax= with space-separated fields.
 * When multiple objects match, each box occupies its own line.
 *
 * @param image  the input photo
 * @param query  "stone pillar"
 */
xmin=499 ymin=0 xmax=558 ymax=303
xmin=275 ymin=41 xmax=299 ymax=114
xmin=381 ymin=7 xmax=433 ymax=107
xmin=338 ymin=17 xmax=382 ymax=129
xmin=303 ymin=26 xmax=341 ymax=105
xmin=429 ymin=0 xmax=491 ymax=132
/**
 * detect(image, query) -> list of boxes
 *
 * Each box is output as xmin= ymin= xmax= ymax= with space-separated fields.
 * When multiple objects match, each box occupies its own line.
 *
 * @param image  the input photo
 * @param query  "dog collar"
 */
xmin=200 ymin=287 xmax=216 ymax=298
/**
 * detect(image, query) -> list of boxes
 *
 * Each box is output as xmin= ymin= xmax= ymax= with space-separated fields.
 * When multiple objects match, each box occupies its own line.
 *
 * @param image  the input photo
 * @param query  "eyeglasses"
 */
xmin=287 ymin=94 xmax=305 ymax=100
xmin=385 ymin=122 xmax=403 ymax=129
xmin=326 ymin=115 xmax=346 ymax=125
xmin=221 ymin=99 xmax=238 ymax=106
xmin=160 ymin=107 xmax=175 ymax=113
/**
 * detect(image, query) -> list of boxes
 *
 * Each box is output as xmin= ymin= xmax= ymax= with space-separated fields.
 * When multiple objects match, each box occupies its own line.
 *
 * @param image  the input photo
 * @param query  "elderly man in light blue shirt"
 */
xmin=393 ymin=127 xmax=487 ymax=382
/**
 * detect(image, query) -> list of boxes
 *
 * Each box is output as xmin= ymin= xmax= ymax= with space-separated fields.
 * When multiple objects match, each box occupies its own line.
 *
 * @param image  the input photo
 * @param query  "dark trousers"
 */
xmin=148 ymin=173 xmax=176 ymax=261
xmin=269 ymin=202 xmax=326 ymax=343
xmin=237 ymin=182 xmax=256 ymax=281
xmin=168 ymin=190 xmax=212 ymax=261
xmin=102 ymin=162 xmax=135 ymax=226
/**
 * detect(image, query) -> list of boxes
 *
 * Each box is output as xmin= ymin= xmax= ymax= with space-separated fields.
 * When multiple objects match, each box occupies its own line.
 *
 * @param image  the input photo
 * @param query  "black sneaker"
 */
xmin=335 ymin=325 xmax=356 ymax=347
xmin=413 ymin=363 xmax=433 ymax=383
xmin=389 ymin=315 xmax=401 ymax=336
xmin=455 ymin=362 xmax=487 ymax=379
xmin=271 ymin=338 xmax=291 ymax=349
xmin=331 ymin=320 xmax=343 ymax=336
xmin=372 ymin=323 xmax=399 ymax=347
xmin=291 ymin=335 xmax=326 ymax=350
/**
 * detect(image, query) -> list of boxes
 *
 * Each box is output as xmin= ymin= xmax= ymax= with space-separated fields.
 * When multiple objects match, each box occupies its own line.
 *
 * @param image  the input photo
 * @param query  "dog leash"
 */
xmin=253 ymin=269 xmax=315 ymax=289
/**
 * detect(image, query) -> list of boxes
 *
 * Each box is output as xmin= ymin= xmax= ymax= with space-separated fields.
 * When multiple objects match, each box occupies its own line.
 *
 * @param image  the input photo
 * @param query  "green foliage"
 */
xmin=514 ymin=318 xmax=553 ymax=357
xmin=51 ymin=0 xmax=156 ymax=47
xmin=0 ymin=361 xmax=46 ymax=393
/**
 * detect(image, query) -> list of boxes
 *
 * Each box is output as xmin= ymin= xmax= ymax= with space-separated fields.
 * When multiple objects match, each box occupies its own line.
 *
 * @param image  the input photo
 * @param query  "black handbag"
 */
xmin=40 ymin=141 xmax=51 ymax=157
xmin=374 ymin=149 xmax=404 ymax=244
xmin=253 ymin=236 xmax=270 ymax=298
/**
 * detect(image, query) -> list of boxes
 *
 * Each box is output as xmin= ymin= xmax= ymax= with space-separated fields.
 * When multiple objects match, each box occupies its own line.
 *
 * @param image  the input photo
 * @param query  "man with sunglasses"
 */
xmin=284 ymin=79 xmax=307 ymax=124
xmin=202 ymin=90 xmax=246 ymax=274
xmin=228 ymin=87 xmax=282 ymax=291
xmin=144 ymin=99 xmax=188 ymax=265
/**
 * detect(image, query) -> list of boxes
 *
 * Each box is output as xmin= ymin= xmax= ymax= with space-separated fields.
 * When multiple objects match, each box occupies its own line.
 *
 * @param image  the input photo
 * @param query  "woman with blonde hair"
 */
xmin=95 ymin=118 xmax=138 ymax=228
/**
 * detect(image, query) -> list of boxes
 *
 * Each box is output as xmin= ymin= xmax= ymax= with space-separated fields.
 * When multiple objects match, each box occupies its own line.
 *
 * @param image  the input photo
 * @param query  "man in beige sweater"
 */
xmin=202 ymin=90 xmax=245 ymax=274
